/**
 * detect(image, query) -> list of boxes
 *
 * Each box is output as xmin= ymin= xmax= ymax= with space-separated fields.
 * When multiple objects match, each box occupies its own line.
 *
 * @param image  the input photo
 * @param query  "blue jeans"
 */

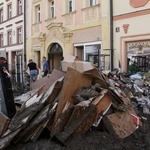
xmin=30 ymin=70 xmax=38 ymax=82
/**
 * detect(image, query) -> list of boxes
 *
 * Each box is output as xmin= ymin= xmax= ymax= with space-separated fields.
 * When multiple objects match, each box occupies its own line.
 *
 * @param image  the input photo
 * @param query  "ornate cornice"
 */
xmin=46 ymin=22 xmax=62 ymax=30
xmin=38 ymin=32 xmax=46 ymax=42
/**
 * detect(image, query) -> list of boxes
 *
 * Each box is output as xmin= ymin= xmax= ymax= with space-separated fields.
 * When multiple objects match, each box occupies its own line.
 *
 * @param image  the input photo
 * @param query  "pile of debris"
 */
xmin=0 ymin=67 xmax=147 ymax=149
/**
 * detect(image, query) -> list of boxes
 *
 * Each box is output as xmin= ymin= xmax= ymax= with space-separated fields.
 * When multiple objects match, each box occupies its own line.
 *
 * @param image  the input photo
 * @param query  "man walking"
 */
xmin=42 ymin=56 xmax=49 ymax=77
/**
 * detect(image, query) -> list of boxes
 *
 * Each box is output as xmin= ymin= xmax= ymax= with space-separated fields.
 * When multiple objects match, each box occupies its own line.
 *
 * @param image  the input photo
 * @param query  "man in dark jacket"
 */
xmin=24 ymin=59 xmax=39 ymax=83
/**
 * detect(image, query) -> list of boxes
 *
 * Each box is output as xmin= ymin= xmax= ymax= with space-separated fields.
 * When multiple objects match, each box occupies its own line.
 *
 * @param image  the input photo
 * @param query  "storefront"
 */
xmin=127 ymin=41 xmax=150 ymax=72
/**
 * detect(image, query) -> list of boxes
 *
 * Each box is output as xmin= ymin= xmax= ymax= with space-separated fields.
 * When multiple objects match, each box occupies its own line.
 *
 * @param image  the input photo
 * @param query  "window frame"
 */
xmin=7 ymin=30 xmax=12 ymax=45
xmin=7 ymin=3 xmax=12 ymax=19
xmin=0 ymin=33 xmax=4 ymax=47
xmin=36 ymin=5 xmax=41 ymax=23
xmin=17 ymin=27 xmax=22 ymax=44
xmin=89 ymin=0 xmax=96 ymax=6
xmin=68 ymin=0 xmax=73 ymax=12
xmin=50 ymin=1 xmax=54 ymax=18
xmin=18 ymin=0 xmax=22 ymax=15
xmin=0 ymin=8 xmax=3 ymax=23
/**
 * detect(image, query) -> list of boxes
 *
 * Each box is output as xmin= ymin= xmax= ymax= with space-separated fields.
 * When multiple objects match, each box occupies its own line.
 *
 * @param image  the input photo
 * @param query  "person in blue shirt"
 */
xmin=42 ymin=56 xmax=49 ymax=77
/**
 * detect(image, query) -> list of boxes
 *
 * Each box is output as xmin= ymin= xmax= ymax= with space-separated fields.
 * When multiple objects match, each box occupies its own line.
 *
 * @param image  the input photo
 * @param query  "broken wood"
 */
xmin=55 ymin=68 xmax=92 ymax=120
xmin=0 ymin=128 xmax=22 ymax=150
xmin=19 ymin=103 xmax=57 ymax=143
xmin=103 ymin=110 xmax=136 ymax=139
xmin=31 ymin=69 xmax=65 ymax=93
xmin=8 ymin=95 xmax=44 ymax=131
xmin=75 ymin=89 xmax=112 ymax=134
xmin=0 ymin=112 xmax=10 ymax=137
xmin=51 ymin=102 xmax=74 ymax=137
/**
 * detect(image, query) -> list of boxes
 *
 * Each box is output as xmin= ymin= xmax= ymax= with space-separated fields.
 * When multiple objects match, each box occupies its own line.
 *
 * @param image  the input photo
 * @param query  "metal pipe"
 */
xmin=110 ymin=0 xmax=114 ymax=71
xmin=24 ymin=0 xmax=26 ymax=65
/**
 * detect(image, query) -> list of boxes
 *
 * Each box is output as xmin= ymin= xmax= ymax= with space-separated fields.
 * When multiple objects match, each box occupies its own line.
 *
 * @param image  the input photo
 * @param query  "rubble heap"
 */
xmin=1 ymin=68 xmax=148 ymax=150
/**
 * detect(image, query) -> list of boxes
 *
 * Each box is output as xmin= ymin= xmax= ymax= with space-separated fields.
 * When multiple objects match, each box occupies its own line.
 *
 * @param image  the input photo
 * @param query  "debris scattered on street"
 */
xmin=1 ymin=64 xmax=150 ymax=149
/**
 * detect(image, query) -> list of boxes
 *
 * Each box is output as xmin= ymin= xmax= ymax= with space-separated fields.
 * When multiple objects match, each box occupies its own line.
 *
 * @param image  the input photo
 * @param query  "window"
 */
xmin=17 ymin=27 xmax=22 ymax=43
xmin=48 ymin=0 xmax=54 ymax=18
xmin=0 ymin=8 xmax=3 ymax=23
xmin=8 ymin=4 xmax=12 ymax=19
xmin=51 ymin=1 xmax=54 ymax=18
xmin=18 ymin=0 xmax=22 ymax=15
xmin=7 ymin=30 xmax=12 ymax=45
xmin=68 ymin=0 xmax=73 ymax=12
xmin=36 ymin=5 xmax=40 ymax=22
xmin=89 ymin=0 xmax=96 ymax=6
xmin=0 ymin=34 xmax=3 ymax=47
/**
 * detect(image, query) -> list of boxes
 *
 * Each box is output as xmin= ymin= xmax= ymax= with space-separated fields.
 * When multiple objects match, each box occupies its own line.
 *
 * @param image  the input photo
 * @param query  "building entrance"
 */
xmin=48 ymin=43 xmax=63 ymax=71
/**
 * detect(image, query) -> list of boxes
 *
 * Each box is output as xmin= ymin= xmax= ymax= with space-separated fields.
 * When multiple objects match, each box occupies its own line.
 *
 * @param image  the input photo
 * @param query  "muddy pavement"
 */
xmin=6 ymin=113 xmax=150 ymax=150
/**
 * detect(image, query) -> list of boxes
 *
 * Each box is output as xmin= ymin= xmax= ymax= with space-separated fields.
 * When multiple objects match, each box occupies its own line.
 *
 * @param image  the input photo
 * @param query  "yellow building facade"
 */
xmin=26 ymin=0 xmax=111 ymax=71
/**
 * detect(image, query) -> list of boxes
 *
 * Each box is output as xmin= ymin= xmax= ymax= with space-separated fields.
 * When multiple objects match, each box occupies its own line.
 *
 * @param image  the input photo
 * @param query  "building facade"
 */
xmin=26 ymin=0 xmax=110 ymax=71
xmin=0 ymin=0 xmax=24 ymax=74
xmin=113 ymin=0 xmax=150 ymax=72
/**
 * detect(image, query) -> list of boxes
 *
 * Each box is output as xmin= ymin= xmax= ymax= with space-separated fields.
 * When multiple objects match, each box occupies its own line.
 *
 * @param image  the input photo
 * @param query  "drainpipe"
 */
xmin=110 ymin=0 xmax=114 ymax=71
xmin=24 ymin=0 xmax=26 ymax=65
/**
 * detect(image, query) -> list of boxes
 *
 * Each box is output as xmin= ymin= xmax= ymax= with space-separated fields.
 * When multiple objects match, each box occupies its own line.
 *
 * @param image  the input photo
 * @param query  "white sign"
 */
xmin=33 ymin=44 xmax=41 ymax=50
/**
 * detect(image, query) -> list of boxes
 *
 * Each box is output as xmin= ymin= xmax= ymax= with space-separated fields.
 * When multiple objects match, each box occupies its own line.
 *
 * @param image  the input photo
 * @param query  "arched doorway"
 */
xmin=48 ymin=43 xmax=63 ymax=71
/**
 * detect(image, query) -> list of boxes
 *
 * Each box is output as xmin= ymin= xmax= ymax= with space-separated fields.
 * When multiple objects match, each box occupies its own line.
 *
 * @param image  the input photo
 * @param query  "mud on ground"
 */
xmin=6 ymin=111 xmax=150 ymax=150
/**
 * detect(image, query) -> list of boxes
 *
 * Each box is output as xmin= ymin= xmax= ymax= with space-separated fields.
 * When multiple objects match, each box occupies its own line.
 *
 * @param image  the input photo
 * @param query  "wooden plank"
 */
xmin=46 ymin=80 xmax=63 ymax=104
xmin=14 ymin=89 xmax=39 ymax=104
xmin=0 ymin=112 xmax=10 ymax=137
xmin=0 ymin=128 xmax=22 ymax=150
xmin=51 ymin=102 xmax=74 ymax=137
xmin=46 ymin=112 xmax=55 ymax=131
xmin=103 ymin=110 xmax=136 ymax=139
xmin=8 ymin=96 xmax=44 ymax=131
xmin=21 ymin=85 xmax=45 ymax=109
xmin=30 ymin=120 xmax=49 ymax=142
xmin=17 ymin=103 xmax=57 ymax=143
xmin=84 ymin=69 xmax=110 ymax=88
xmin=75 ymin=90 xmax=112 ymax=134
xmin=56 ymin=90 xmax=112 ymax=143
xmin=55 ymin=68 xmax=92 ymax=120
xmin=31 ymin=69 xmax=65 ymax=94
xmin=56 ymin=105 xmax=94 ymax=143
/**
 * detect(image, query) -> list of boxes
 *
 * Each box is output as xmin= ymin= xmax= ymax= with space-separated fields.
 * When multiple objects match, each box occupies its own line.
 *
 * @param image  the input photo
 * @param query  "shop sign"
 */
xmin=127 ymin=41 xmax=150 ymax=55
xmin=33 ymin=44 xmax=41 ymax=50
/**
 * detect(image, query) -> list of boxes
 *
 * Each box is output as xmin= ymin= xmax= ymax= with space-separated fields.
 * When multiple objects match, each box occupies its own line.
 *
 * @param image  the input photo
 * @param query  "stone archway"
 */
xmin=48 ymin=43 xmax=63 ymax=71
